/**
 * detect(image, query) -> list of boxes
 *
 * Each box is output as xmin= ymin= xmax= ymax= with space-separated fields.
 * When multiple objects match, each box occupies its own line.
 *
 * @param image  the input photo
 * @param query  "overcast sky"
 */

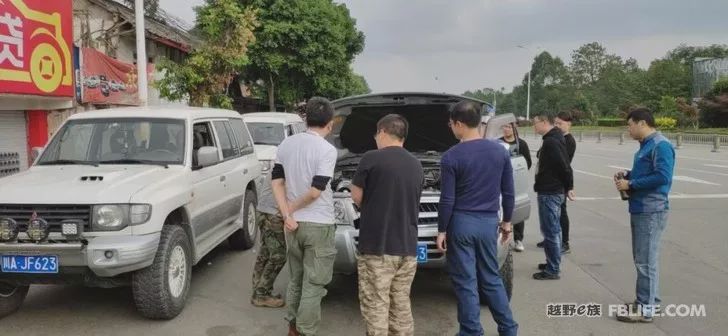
xmin=159 ymin=0 xmax=728 ymax=95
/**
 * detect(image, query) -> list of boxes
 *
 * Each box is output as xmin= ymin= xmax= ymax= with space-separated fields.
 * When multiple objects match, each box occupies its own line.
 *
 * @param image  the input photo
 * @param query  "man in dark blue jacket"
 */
xmin=614 ymin=108 xmax=675 ymax=323
xmin=437 ymin=101 xmax=518 ymax=336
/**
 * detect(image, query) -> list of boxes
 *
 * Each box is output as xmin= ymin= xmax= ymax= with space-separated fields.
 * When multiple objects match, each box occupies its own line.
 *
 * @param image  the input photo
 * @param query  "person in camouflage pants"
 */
xmin=251 ymin=211 xmax=287 ymax=308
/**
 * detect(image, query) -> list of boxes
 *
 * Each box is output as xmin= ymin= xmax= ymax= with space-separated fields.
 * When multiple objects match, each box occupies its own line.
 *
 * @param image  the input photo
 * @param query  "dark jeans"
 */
xmin=513 ymin=221 xmax=525 ymax=242
xmin=447 ymin=211 xmax=518 ymax=336
xmin=560 ymin=200 xmax=570 ymax=245
xmin=538 ymin=193 xmax=565 ymax=275
xmin=631 ymin=211 xmax=668 ymax=318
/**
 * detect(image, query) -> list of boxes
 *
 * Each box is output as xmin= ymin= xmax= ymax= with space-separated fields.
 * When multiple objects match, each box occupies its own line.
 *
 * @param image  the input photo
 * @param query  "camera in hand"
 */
xmin=616 ymin=172 xmax=630 ymax=201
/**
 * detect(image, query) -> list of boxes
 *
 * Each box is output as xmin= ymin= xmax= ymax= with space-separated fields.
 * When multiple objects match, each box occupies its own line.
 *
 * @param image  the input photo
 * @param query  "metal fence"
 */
xmin=520 ymin=129 xmax=727 ymax=151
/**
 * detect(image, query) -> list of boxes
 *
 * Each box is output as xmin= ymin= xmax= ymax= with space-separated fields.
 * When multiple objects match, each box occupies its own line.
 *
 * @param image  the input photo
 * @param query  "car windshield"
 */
xmin=38 ymin=118 xmax=186 ymax=166
xmin=247 ymin=122 xmax=285 ymax=146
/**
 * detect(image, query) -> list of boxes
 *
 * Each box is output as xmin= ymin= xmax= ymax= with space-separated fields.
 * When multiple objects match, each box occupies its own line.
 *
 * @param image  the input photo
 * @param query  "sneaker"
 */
xmin=251 ymin=295 xmax=285 ymax=308
xmin=561 ymin=243 xmax=571 ymax=254
xmin=513 ymin=240 xmax=525 ymax=252
xmin=617 ymin=314 xmax=653 ymax=323
xmin=625 ymin=301 xmax=662 ymax=314
xmin=536 ymin=241 xmax=545 ymax=248
xmin=538 ymin=263 xmax=547 ymax=271
xmin=533 ymin=271 xmax=560 ymax=280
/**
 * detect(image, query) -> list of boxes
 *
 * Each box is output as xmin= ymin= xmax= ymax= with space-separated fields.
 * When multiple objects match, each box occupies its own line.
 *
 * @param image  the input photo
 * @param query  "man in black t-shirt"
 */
xmin=351 ymin=114 xmax=424 ymax=335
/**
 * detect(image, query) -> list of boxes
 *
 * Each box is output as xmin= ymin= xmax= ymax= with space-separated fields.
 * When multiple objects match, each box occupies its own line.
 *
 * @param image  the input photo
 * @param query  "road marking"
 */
xmin=574 ymin=169 xmax=611 ymax=180
xmin=606 ymin=165 xmax=721 ymax=185
xmin=590 ymin=148 xmax=728 ymax=164
xmin=577 ymin=193 xmax=728 ymax=201
xmin=704 ymin=164 xmax=728 ymax=169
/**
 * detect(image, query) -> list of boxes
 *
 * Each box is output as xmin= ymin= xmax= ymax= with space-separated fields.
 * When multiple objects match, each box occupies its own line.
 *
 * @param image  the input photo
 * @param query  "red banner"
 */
xmin=0 ymin=0 xmax=74 ymax=97
xmin=80 ymin=47 xmax=153 ymax=106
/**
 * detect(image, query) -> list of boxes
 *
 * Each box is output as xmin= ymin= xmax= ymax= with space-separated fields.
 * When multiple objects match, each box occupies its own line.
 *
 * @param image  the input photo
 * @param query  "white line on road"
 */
xmin=606 ymin=165 xmax=721 ymax=185
xmin=574 ymin=169 xmax=612 ymax=180
xmin=704 ymin=164 xmax=728 ymax=169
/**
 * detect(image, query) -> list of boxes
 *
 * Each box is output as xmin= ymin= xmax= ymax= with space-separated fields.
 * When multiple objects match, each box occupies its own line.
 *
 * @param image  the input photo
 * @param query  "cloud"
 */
xmin=161 ymin=0 xmax=728 ymax=94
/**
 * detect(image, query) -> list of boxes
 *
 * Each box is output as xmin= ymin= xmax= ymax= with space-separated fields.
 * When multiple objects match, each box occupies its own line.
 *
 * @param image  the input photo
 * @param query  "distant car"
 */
xmin=241 ymin=112 xmax=306 ymax=174
xmin=0 ymin=107 xmax=262 ymax=320
xmin=84 ymin=75 xmax=100 ymax=88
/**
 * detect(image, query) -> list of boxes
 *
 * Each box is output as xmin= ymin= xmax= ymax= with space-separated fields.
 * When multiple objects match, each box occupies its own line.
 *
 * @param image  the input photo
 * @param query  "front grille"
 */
xmin=0 ymin=204 xmax=92 ymax=233
xmin=419 ymin=203 xmax=439 ymax=213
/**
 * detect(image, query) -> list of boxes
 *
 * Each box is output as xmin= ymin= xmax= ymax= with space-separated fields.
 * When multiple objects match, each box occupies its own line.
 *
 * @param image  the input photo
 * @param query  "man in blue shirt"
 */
xmin=614 ymin=108 xmax=675 ymax=323
xmin=436 ymin=101 xmax=518 ymax=336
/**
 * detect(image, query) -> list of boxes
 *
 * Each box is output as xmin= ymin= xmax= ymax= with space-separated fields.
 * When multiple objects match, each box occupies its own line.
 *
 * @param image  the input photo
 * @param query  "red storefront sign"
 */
xmin=0 ymin=0 xmax=73 ymax=97
xmin=80 ymin=47 xmax=153 ymax=106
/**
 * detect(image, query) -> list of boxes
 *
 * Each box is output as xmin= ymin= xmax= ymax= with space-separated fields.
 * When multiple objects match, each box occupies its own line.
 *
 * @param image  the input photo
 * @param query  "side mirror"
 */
xmin=30 ymin=147 xmax=43 ymax=163
xmin=196 ymin=146 xmax=219 ymax=168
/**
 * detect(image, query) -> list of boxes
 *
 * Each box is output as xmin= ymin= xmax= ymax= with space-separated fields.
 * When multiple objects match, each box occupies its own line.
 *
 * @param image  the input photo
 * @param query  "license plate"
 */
xmin=1 ymin=255 xmax=59 ymax=274
xmin=417 ymin=244 xmax=428 ymax=263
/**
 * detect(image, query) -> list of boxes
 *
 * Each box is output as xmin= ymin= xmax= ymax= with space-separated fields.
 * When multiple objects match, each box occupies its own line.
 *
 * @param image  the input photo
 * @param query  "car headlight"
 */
xmin=0 ymin=218 xmax=19 ymax=242
xmin=92 ymin=204 xmax=152 ymax=231
xmin=130 ymin=204 xmax=152 ymax=225
xmin=260 ymin=160 xmax=273 ymax=172
xmin=334 ymin=200 xmax=347 ymax=223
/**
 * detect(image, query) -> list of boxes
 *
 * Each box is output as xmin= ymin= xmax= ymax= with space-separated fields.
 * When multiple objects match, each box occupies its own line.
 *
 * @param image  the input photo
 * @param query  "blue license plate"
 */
xmin=417 ymin=244 xmax=428 ymax=263
xmin=1 ymin=255 xmax=58 ymax=274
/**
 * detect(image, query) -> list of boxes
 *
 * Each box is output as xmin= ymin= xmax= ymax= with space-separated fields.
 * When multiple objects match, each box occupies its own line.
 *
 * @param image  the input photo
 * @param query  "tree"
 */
xmin=155 ymin=0 xmax=257 ymax=108
xmin=676 ymin=97 xmax=699 ymax=129
xmin=570 ymin=42 xmax=623 ymax=87
xmin=643 ymin=59 xmax=691 ymax=111
xmin=240 ymin=0 xmax=365 ymax=110
xmin=699 ymin=77 xmax=728 ymax=127
xmin=667 ymin=44 xmax=728 ymax=65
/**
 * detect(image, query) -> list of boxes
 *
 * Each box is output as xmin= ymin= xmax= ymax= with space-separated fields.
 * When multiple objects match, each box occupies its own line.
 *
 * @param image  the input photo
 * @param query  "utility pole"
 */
xmin=526 ymin=69 xmax=531 ymax=120
xmin=135 ymin=0 xmax=148 ymax=106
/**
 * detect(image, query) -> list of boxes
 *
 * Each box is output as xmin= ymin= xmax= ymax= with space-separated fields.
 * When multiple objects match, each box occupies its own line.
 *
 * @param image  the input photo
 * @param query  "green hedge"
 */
xmin=597 ymin=118 xmax=626 ymax=127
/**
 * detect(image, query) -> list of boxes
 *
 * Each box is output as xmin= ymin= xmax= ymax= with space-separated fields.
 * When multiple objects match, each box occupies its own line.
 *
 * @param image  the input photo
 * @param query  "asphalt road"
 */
xmin=3 ymin=139 xmax=728 ymax=336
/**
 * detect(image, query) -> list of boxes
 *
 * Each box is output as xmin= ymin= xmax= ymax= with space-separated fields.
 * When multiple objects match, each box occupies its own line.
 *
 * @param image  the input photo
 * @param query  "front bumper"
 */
xmin=0 ymin=233 xmax=160 ymax=278
xmin=334 ymin=225 xmax=447 ymax=274
xmin=334 ymin=224 xmax=511 ymax=275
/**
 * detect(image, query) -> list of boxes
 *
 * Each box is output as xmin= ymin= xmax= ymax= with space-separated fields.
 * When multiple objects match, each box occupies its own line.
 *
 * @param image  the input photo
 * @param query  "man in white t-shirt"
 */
xmin=272 ymin=97 xmax=338 ymax=336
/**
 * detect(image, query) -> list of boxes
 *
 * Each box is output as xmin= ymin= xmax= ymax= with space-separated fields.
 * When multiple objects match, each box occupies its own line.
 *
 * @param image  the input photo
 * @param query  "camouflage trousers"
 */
xmin=251 ymin=211 xmax=287 ymax=298
xmin=357 ymin=254 xmax=418 ymax=336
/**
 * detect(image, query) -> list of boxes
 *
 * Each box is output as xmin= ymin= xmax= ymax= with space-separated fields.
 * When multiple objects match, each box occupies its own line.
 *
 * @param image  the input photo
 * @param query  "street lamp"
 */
xmin=517 ymin=45 xmax=540 ymax=121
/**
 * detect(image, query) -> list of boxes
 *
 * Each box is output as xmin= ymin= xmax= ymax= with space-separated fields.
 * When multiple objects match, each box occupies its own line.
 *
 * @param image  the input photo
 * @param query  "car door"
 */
xmin=189 ymin=121 xmax=231 ymax=245
xmin=222 ymin=118 xmax=260 ymax=225
xmin=211 ymin=120 xmax=247 ymax=228
xmin=484 ymin=114 xmax=531 ymax=224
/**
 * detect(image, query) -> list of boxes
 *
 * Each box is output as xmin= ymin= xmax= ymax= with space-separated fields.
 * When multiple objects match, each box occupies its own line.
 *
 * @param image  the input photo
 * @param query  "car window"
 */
xmin=213 ymin=121 xmax=239 ymax=159
xmin=246 ymin=122 xmax=285 ymax=146
xmin=229 ymin=118 xmax=255 ymax=155
xmin=39 ymin=119 xmax=185 ymax=165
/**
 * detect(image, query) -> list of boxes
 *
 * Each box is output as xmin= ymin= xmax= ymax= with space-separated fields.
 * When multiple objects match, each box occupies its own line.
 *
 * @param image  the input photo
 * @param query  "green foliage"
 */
xmin=240 ymin=0 xmax=365 ymax=109
xmin=465 ymin=43 xmax=728 ymax=128
xmin=596 ymin=118 xmax=626 ymax=127
xmin=655 ymin=117 xmax=677 ymax=130
xmin=699 ymin=77 xmax=728 ymax=128
xmin=155 ymin=0 xmax=258 ymax=108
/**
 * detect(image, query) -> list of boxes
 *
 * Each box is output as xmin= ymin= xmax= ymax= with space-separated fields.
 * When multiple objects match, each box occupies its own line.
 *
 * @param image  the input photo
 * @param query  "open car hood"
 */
xmin=329 ymin=92 xmax=492 ymax=157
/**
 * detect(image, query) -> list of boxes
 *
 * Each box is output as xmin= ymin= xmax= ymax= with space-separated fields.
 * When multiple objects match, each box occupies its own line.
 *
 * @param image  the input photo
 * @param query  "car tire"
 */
xmin=228 ymin=190 xmax=257 ymax=250
xmin=479 ymin=251 xmax=514 ymax=305
xmin=132 ymin=225 xmax=192 ymax=320
xmin=0 ymin=283 xmax=29 ymax=319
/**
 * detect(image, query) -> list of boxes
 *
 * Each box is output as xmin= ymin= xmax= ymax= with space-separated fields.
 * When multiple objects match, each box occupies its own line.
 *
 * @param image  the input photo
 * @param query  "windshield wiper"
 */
xmin=38 ymin=159 xmax=99 ymax=167
xmin=98 ymin=159 xmax=169 ymax=168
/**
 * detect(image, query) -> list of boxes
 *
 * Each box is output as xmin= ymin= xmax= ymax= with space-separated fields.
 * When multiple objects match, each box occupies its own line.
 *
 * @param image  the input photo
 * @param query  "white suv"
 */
xmin=0 ymin=107 xmax=261 ymax=320
xmin=242 ymin=112 xmax=306 ymax=174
